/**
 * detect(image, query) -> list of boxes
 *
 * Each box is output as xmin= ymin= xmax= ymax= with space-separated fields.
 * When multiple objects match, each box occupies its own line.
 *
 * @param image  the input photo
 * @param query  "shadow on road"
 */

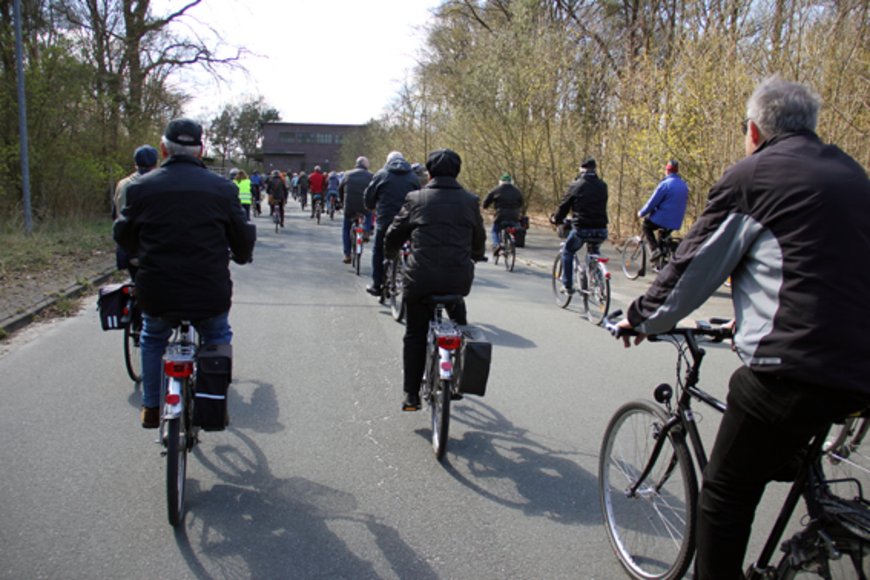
xmin=177 ymin=427 xmax=437 ymax=579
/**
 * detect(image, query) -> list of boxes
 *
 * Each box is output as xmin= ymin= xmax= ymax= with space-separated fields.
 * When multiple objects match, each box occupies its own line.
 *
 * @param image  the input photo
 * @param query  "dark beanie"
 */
xmin=134 ymin=145 xmax=158 ymax=168
xmin=425 ymin=148 xmax=461 ymax=178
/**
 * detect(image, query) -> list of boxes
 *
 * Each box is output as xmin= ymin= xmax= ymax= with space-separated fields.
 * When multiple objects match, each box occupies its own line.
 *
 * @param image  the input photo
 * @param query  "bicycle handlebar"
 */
xmin=603 ymin=310 xmax=733 ymax=343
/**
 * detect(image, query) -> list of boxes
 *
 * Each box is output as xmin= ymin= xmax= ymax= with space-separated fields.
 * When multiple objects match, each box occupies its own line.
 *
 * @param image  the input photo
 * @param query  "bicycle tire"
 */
xmin=622 ymin=237 xmax=644 ymax=280
xmin=552 ymin=255 xmax=572 ymax=308
xmin=355 ymin=242 xmax=362 ymax=276
xmin=431 ymin=378 xmax=451 ymax=461
xmin=585 ymin=260 xmax=611 ymax=325
xmin=599 ymin=400 xmax=698 ymax=580
xmin=823 ymin=416 xmax=870 ymax=501
xmin=390 ymin=259 xmax=406 ymax=322
xmin=504 ymin=234 xmax=516 ymax=272
xmin=166 ymin=415 xmax=188 ymax=527
xmin=123 ymin=312 xmax=142 ymax=383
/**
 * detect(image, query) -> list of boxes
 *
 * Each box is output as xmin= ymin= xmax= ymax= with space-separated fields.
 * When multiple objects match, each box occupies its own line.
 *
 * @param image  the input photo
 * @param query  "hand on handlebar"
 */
xmin=603 ymin=310 xmax=647 ymax=348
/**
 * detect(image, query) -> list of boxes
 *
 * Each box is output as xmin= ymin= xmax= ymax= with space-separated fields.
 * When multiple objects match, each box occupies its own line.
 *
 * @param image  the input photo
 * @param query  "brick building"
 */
xmin=260 ymin=122 xmax=363 ymax=174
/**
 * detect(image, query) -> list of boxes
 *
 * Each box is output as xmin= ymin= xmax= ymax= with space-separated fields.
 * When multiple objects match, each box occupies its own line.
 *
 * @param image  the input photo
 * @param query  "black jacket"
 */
xmin=482 ymin=183 xmax=524 ymax=223
xmin=627 ymin=131 xmax=870 ymax=396
xmin=339 ymin=166 xmax=374 ymax=216
xmin=553 ymin=171 xmax=608 ymax=229
xmin=113 ymin=155 xmax=254 ymax=319
xmin=364 ymin=157 xmax=420 ymax=227
xmin=266 ymin=174 xmax=288 ymax=202
xmin=385 ymin=176 xmax=486 ymax=297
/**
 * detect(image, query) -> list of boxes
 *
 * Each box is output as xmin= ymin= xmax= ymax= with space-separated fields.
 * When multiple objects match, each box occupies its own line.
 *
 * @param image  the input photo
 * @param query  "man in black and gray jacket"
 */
xmin=385 ymin=148 xmax=486 ymax=411
xmin=363 ymin=151 xmax=420 ymax=295
xmin=338 ymin=156 xmax=374 ymax=264
xmin=617 ymin=77 xmax=870 ymax=578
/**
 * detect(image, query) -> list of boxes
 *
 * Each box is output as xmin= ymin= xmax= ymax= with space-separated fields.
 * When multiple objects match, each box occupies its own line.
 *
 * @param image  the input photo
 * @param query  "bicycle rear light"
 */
xmin=164 ymin=360 xmax=194 ymax=378
xmin=437 ymin=336 xmax=462 ymax=350
xmin=165 ymin=393 xmax=181 ymax=405
xmin=597 ymin=257 xmax=610 ymax=264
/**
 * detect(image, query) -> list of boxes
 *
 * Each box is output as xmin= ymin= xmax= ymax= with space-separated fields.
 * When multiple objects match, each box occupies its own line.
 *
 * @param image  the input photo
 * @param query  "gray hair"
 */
xmin=386 ymin=151 xmax=404 ymax=162
xmin=746 ymin=77 xmax=821 ymax=138
xmin=356 ymin=156 xmax=370 ymax=169
xmin=161 ymin=136 xmax=202 ymax=158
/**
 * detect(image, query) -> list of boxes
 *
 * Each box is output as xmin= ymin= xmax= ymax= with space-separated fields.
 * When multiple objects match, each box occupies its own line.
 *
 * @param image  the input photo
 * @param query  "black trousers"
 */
xmin=403 ymin=294 xmax=467 ymax=394
xmin=642 ymin=218 xmax=670 ymax=254
xmin=695 ymin=366 xmax=867 ymax=579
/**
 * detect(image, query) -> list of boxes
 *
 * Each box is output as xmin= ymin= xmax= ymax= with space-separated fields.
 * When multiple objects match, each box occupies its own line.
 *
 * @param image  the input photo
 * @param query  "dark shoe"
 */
xmin=140 ymin=406 xmax=159 ymax=429
xmin=366 ymin=285 xmax=382 ymax=296
xmin=363 ymin=233 xmax=371 ymax=243
xmin=563 ymin=285 xmax=575 ymax=295
xmin=342 ymin=255 xmax=351 ymax=264
xmin=402 ymin=392 xmax=421 ymax=411
xmin=450 ymin=392 xmax=464 ymax=401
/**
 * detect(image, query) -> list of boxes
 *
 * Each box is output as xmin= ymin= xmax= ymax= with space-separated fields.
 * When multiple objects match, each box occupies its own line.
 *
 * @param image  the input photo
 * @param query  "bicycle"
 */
xmin=381 ymin=240 xmax=410 ymax=322
xmin=420 ymin=295 xmax=467 ymax=462
xmin=160 ymin=321 xmax=200 ymax=527
xmin=312 ymin=196 xmax=323 ymax=224
xmin=598 ymin=312 xmax=869 ymax=579
xmin=493 ymin=222 xmax=519 ymax=272
xmin=350 ymin=214 xmax=366 ymax=276
xmin=551 ymin=238 xmax=611 ymax=325
xmin=271 ymin=203 xmax=281 ymax=233
xmin=620 ymin=229 xmax=681 ymax=279
xmin=326 ymin=195 xmax=337 ymax=220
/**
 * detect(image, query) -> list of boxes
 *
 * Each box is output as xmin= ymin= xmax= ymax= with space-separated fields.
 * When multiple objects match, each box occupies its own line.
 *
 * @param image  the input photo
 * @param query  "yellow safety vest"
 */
xmin=237 ymin=179 xmax=252 ymax=205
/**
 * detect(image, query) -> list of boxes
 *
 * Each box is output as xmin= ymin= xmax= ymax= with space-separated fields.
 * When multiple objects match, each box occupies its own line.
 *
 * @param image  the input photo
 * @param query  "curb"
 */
xmin=0 ymin=266 xmax=119 ymax=337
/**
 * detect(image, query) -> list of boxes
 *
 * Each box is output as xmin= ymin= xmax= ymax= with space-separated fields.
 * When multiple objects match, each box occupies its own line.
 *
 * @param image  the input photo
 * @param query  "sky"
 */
xmin=161 ymin=0 xmax=443 ymax=125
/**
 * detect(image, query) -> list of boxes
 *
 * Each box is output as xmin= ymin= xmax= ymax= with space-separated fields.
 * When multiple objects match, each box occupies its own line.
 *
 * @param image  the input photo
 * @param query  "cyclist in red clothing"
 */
xmin=308 ymin=165 xmax=326 ymax=219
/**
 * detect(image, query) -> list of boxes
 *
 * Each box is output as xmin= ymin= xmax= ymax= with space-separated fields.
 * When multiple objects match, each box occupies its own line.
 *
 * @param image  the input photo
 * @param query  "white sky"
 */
xmin=162 ymin=0 xmax=442 ymax=125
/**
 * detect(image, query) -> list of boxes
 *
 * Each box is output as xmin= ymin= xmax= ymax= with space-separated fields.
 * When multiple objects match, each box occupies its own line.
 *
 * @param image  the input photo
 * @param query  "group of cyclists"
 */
xmin=111 ymin=76 xmax=869 ymax=577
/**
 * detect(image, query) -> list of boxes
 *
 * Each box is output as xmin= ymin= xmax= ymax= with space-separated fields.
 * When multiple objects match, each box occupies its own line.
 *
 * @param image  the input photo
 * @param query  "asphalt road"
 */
xmin=1 ymin=205 xmax=808 ymax=579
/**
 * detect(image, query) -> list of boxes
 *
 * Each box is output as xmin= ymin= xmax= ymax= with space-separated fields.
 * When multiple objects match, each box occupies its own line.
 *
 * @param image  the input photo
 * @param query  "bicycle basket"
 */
xmin=456 ymin=325 xmax=492 ymax=397
xmin=820 ymin=494 xmax=870 ymax=543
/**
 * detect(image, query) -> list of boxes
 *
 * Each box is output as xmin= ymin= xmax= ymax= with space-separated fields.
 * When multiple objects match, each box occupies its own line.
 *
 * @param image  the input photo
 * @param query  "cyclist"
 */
xmin=297 ymin=170 xmax=309 ymax=209
xmin=364 ymin=151 xmax=420 ymax=296
xmin=308 ymin=165 xmax=326 ymax=218
xmin=482 ymin=173 xmax=524 ymax=259
xmin=113 ymin=118 xmax=254 ymax=429
xmin=250 ymin=170 xmax=263 ymax=216
xmin=266 ymin=169 xmax=288 ymax=227
xmin=113 ymin=144 xmax=159 ymax=280
xmin=637 ymin=159 xmax=688 ymax=265
xmin=384 ymin=148 xmax=486 ymax=411
xmin=234 ymin=169 xmax=253 ymax=221
xmin=614 ymin=77 xmax=870 ymax=579
xmin=550 ymin=157 xmax=608 ymax=294
xmin=338 ymin=156 xmax=374 ymax=264
xmin=326 ymin=170 xmax=340 ymax=214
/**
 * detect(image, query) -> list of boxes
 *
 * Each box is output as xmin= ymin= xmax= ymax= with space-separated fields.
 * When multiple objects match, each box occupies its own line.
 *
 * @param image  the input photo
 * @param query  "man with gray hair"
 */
xmin=114 ymin=118 xmax=255 ymax=429
xmin=616 ymin=77 xmax=870 ymax=577
xmin=363 ymin=150 xmax=420 ymax=295
xmin=339 ymin=156 xmax=374 ymax=263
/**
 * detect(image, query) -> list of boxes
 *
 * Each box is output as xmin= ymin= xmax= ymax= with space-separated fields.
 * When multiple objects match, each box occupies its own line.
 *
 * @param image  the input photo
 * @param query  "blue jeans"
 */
xmin=342 ymin=211 xmax=373 ymax=257
xmin=140 ymin=312 xmax=232 ymax=408
xmin=560 ymin=228 xmax=608 ymax=288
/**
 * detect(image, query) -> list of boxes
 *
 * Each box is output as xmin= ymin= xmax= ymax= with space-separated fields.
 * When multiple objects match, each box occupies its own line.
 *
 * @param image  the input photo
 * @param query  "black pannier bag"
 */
xmin=457 ymin=325 xmax=492 ymax=397
xmin=515 ymin=215 xmax=530 ymax=248
xmin=97 ymin=283 xmax=134 ymax=330
xmin=194 ymin=343 xmax=232 ymax=431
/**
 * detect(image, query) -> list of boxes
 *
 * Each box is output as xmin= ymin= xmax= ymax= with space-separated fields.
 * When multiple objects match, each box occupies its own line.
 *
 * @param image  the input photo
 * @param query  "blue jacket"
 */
xmin=639 ymin=173 xmax=689 ymax=230
xmin=364 ymin=157 xmax=420 ymax=227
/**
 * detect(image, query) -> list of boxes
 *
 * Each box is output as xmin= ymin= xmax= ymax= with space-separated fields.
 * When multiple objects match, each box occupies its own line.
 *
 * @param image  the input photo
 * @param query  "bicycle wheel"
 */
xmin=584 ymin=261 xmax=611 ymax=325
xmin=389 ymin=260 xmax=406 ymax=322
xmin=622 ymin=237 xmax=644 ymax=280
xmin=431 ymin=378 xmax=451 ymax=461
xmin=504 ymin=234 xmax=516 ymax=272
xmin=355 ymin=241 xmax=362 ymax=276
xmin=165 ymin=415 xmax=188 ymax=527
xmin=599 ymin=400 xmax=698 ymax=580
xmin=123 ymin=311 xmax=142 ymax=383
xmin=552 ymin=255 xmax=572 ymax=308
xmin=316 ymin=203 xmax=322 ymax=224
xmin=823 ymin=416 xmax=870 ymax=500
xmin=273 ymin=212 xmax=279 ymax=234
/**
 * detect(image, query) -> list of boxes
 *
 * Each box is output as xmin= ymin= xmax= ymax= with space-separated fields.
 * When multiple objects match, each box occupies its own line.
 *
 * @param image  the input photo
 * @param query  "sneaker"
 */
xmin=450 ymin=392 xmax=464 ymax=401
xmin=366 ymin=285 xmax=382 ymax=296
xmin=402 ymin=392 xmax=421 ymax=411
xmin=342 ymin=255 xmax=351 ymax=264
xmin=563 ymin=285 xmax=575 ymax=295
xmin=140 ymin=406 xmax=159 ymax=429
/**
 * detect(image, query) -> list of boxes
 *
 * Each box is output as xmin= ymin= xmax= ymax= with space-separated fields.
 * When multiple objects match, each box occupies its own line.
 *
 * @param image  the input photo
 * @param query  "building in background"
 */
xmin=260 ymin=122 xmax=362 ymax=173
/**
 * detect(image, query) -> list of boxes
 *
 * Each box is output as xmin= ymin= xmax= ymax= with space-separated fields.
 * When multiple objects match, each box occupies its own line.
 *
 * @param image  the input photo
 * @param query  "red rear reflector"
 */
xmin=165 ymin=393 xmax=181 ymax=405
xmin=597 ymin=257 xmax=609 ymax=264
xmin=437 ymin=336 xmax=462 ymax=350
xmin=164 ymin=360 xmax=193 ymax=378
xmin=122 ymin=286 xmax=131 ymax=295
